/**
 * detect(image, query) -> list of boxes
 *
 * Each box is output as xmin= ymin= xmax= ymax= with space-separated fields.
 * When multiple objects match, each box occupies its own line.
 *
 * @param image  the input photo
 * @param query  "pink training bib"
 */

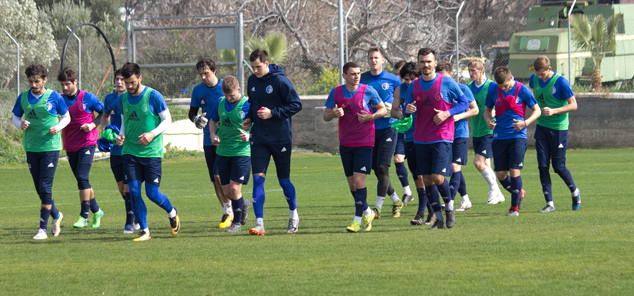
xmin=495 ymin=81 xmax=526 ymax=119
xmin=334 ymin=84 xmax=375 ymax=147
xmin=412 ymin=74 xmax=454 ymax=142
xmin=62 ymin=90 xmax=98 ymax=152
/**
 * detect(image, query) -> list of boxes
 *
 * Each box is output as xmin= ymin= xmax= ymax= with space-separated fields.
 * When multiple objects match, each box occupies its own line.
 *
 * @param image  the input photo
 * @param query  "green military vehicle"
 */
xmin=508 ymin=0 xmax=634 ymax=85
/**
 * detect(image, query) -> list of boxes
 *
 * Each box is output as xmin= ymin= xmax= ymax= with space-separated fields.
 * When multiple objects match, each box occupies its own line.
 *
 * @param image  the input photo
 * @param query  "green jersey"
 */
xmin=533 ymin=73 xmax=569 ymax=131
xmin=468 ymin=79 xmax=494 ymax=138
xmin=20 ymin=89 xmax=62 ymax=152
xmin=122 ymin=87 xmax=164 ymax=158
xmin=217 ymin=96 xmax=250 ymax=157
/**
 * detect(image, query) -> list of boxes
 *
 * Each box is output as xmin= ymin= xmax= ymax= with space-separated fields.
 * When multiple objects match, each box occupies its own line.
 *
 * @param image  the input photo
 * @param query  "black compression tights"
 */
xmin=374 ymin=165 xmax=395 ymax=197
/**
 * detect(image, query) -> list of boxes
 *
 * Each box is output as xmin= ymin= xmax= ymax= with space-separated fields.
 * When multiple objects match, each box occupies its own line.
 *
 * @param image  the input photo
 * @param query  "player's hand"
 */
xmin=486 ymin=118 xmax=496 ymax=130
xmin=541 ymin=107 xmax=554 ymax=116
xmin=242 ymin=118 xmax=252 ymax=131
xmin=239 ymin=129 xmax=250 ymax=142
xmin=137 ymin=132 xmax=155 ymax=146
xmin=512 ymin=119 xmax=526 ymax=131
xmin=212 ymin=135 xmax=220 ymax=146
xmin=257 ymin=107 xmax=272 ymax=119
xmin=405 ymin=103 xmax=416 ymax=115
xmin=20 ymin=120 xmax=30 ymax=130
xmin=116 ymin=135 xmax=125 ymax=146
xmin=49 ymin=126 xmax=59 ymax=135
xmin=80 ymin=122 xmax=96 ymax=132
xmin=383 ymin=102 xmax=392 ymax=118
xmin=194 ymin=113 xmax=208 ymax=129
xmin=453 ymin=114 xmax=462 ymax=122
xmin=357 ymin=110 xmax=373 ymax=122
xmin=332 ymin=104 xmax=344 ymax=118
xmin=433 ymin=108 xmax=450 ymax=125
xmin=491 ymin=109 xmax=496 ymax=118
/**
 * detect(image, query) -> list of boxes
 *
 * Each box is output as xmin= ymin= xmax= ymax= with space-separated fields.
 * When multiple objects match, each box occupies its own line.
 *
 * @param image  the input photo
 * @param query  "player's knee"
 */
xmin=40 ymin=193 xmax=52 ymax=205
xmin=495 ymin=171 xmax=507 ymax=180
xmin=452 ymin=163 xmax=461 ymax=172
xmin=253 ymin=175 xmax=265 ymax=187
xmin=552 ymin=159 xmax=567 ymax=174
xmin=278 ymin=178 xmax=294 ymax=190
xmin=377 ymin=165 xmax=390 ymax=176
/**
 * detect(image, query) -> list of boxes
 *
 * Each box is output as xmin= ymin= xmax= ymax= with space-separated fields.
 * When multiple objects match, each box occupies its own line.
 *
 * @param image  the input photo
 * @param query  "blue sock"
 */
xmin=427 ymin=184 xmax=442 ymax=212
xmin=437 ymin=179 xmax=451 ymax=203
xmin=458 ymin=172 xmax=468 ymax=197
xmin=129 ymin=180 xmax=148 ymax=230
xmin=279 ymin=178 xmax=297 ymax=211
xmin=40 ymin=207 xmax=51 ymax=230
xmin=89 ymin=197 xmax=100 ymax=213
xmin=350 ymin=191 xmax=356 ymax=200
xmin=449 ymin=172 xmax=462 ymax=200
xmin=354 ymin=187 xmax=367 ymax=217
xmin=395 ymin=162 xmax=409 ymax=187
xmin=510 ymin=176 xmax=523 ymax=210
xmin=80 ymin=202 xmax=90 ymax=219
xmin=145 ymin=183 xmax=174 ymax=213
xmin=124 ymin=192 xmax=134 ymax=225
xmin=252 ymin=175 xmax=266 ymax=219
xmin=426 ymin=200 xmax=434 ymax=216
xmin=539 ymin=167 xmax=553 ymax=203
xmin=417 ymin=188 xmax=428 ymax=215
xmin=232 ymin=197 xmax=245 ymax=224
xmin=50 ymin=200 xmax=59 ymax=220
xmin=500 ymin=175 xmax=512 ymax=193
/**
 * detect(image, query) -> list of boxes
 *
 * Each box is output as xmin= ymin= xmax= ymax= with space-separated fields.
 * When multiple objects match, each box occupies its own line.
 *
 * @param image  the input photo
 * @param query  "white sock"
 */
xmin=435 ymin=211 xmax=444 ymax=222
xmin=462 ymin=194 xmax=470 ymax=204
xmin=390 ymin=191 xmax=400 ymax=203
xmin=353 ymin=216 xmax=362 ymax=224
xmin=222 ymin=203 xmax=228 ymax=214
xmin=256 ymin=218 xmax=264 ymax=226
xmin=572 ymin=188 xmax=580 ymax=198
xmin=547 ymin=201 xmax=554 ymax=207
xmin=168 ymin=208 xmax=177 ymax=218
xmin=290 ymin=209 xmax=298 ymax=220
xmin=142 ymin=228 xmax=150 ymax=234
xmin=403 ymin=185 xmax=412 ymax=196
xmin=364 ymin=207 xmax=373 ymax=217
xmin=225 ymin=203 xmax=233 ymax=216
xmin=375 ymin=196 xmax=385 ymax=209
xmin=447 ymin=200 xmax=454 ymax=211
xmin=481 ymin=167 xmax=500 ymax=192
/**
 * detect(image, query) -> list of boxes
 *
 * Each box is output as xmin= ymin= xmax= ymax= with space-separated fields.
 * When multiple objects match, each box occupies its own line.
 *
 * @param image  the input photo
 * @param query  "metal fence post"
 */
xmin=568 ymin=0 xmax=577 ymax=80
xmin=455 ymin=1 xmax=465 ymax=81
xmin=4 ymin=30 xmax=19 ymax=98
xmin=338 ymin=0 xmax=344 ymax=85
xmin=66 ymin=26 xmax=81 ymax=89
xmin=344 ymin=3 xmax=355 ymax=65
xmin=126 ymin=16 xmax=131 ymax=62
xmin=237 ymin=13 xmax=244 ymax=90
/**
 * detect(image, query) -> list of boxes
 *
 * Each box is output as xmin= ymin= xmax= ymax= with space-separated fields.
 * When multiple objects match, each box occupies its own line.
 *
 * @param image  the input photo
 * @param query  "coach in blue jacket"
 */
xmin=242 ymin=48 xmax=303 ymax=236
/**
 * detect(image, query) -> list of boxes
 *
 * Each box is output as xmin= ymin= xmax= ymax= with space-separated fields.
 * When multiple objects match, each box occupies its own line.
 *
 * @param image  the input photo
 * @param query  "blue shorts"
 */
xmin=394 ymin=132 xmax=406 ymax=156
xmin=340 ymin=145 xmax=373 ymax=176
xmin=372 ymin=128 xmax=397 ymax=169
xmin=492 ymin=138 xmax=527 ymax=171
xmin=404 ymin=141 xmax=418 ymax=176
xmin=534 ymin=125 xmax=569 ymax=168
xmin=416 ymin=142 xmax=452 ymax=176
xmin=216 ymin=155 xmax=251 ymax=185
xmin=473 ymin=134 xmax=494 ymax=158
xmin=452 ymin=138 xmax=469 ymax=165
xmin=110 ymin=154 xmax=124 ymax=182
xmin=204 ymin=145 xmax=219 ymax=181
xmin=67 ymin=145 xmax=95 ymax=190
xmin=26 ymin=151 xmax=59 ymax=204
xmin=122 ymin=155 xmax=162 ymax=186
xmin=251 ymin=142 xmax=292 ymax=179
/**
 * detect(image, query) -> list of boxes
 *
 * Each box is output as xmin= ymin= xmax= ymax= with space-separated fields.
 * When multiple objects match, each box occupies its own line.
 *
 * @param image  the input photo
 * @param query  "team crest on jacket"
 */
xmin=241 ymin=111 xmax=246 ymax=120
xmin=382 ymin=82 xmax=389 ymax=90
xmin=551 ymin=86 xmax=557 ymax=94
xmin=266 ymin=85 xmax=273 ymax=94
xmin=46 ymin=102 xmax=53 ymax=111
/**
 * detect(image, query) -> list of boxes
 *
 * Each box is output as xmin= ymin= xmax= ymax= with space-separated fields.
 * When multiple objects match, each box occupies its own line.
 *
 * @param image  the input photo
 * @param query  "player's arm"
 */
xmin=269 ymin=78 xmax=302 ymax=119
xmin=544 ymin=96 xmax=577 ymax=116
xmin=512 ymin=86 xmax=541 ymax=131
xmin=484 ymin=88 xmax=496 ymax=129
xmin=100 ymin=103 xmax=110 ymax=132
xmin=404 ymin=84 xmax=416 ymax=116
xmin=49 ymin=95 xmax=70 ymax=135
xmin=323 ymin=89 xmax=343 ymax=122
xmin=11 ymin=97 xmax=25 ymax=129
xmin=391 ymin=86 xmax=403 ymax=119
xmin=455 ymin=100 xmax=479 ymax=121
xmin=208 ymin=104 xmax=221 ymax=145
xmin=358 ymin=89 xmax=386 ymax=122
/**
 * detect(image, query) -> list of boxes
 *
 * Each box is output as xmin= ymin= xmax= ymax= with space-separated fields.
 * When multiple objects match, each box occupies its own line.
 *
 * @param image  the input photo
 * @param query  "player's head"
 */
xmin=221 ymin=75 xmax=242 ymax=104
xmin=435 ymin=61 xmax=453 ymax=77
xmin=25 ymin=64 xmax=47 ymax=94
xmin=249 ymin=48 xmax=270 ymax=78
xmin=196 ymin=58 xmax=218 ymax=86
xmin=57 ymin=67 xmax=78 ymax=97
xmin=417 ymin=48 xmax=437 ymax=76
xmin=399 ymin=62 xmax=420 ymax=86
xmin=533 ymin=55 xmax=552 ymax=81
xmin=113 ymin=68 xmax=126 ymax=93
xmin=121 ymin=62 xmax=143 ymax=96
xmin=494 ymin=66 xmax=514 ymax=91
xmin=367 ymin=46 xmax=385 ymax=72
xmin=342 ymin=62 xmax=361 ymax=86
xmin=394 ymin=60 xmax=407 ymax=79
xmin=468 ymin=59 xmax=485 ymax=81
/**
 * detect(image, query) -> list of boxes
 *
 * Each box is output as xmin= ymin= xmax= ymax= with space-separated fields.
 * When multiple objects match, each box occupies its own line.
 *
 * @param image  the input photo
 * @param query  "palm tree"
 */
xmin=571 ymin=13 xmax=622 ymax=92
xmin=245 ymin=31 xmax=288 ymax=65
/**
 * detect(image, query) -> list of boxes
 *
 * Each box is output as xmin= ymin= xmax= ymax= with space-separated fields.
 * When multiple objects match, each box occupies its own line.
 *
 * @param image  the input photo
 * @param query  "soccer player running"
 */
xmin=360 ymin=47 xmax=404 ymax=219
xmin=208 ymin=76 xmax=251 ymax=232
xmin=484 ymin=66 xmax=541 ymax=216
xmin=529 ymin=56 xmax=581 ymax=213
xmin=467 ymin=59 xmax=506 ymax=205
xmin=57 ymin=67 xmax=105 ymax=229
xmin=115 ymin=62 xmax=180 ymax=241
xmin=403 ymin=48 xmax=468 ymax=229
xmin=101 ymin=69 xmax=139 ymax=234
xmin=12 ymin=64 xmax=70 ymax=239
xmin=391 ymin=59 xmax=414 ymax=205
xmin=242 ymin=49 xmax=302 ymax=236
xmin=189 ymin=58 xmax=243 ymax=229
xmin=434 ymin=62 xmax=479 ymax=212
xmin=324 ymin=62 xmax=386 ymax=232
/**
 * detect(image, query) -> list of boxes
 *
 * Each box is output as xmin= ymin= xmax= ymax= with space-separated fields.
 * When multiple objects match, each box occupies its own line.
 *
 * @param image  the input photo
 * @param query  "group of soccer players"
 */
xmin=12 ymin=46 xmax=580 ymax=240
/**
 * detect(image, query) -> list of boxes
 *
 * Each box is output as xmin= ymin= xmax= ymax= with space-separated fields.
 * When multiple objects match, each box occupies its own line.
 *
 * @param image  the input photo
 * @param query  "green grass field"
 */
xmin=1 ymin=148 xmax=633 ymax=295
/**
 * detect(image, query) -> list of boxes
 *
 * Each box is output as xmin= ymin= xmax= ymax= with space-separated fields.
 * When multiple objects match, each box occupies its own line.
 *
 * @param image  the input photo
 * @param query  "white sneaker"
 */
xmin=133 ymin=223 xmax=141 ymax=230
xmin=52 ymin=212 xmax=63 ymax=237
xmin=455 ymin=201 xmax=472 ymax=211
xmin=487 ymin=191 xmax=505 ymax=204
xmin=33 ymin=229 xmax=48 ymax=240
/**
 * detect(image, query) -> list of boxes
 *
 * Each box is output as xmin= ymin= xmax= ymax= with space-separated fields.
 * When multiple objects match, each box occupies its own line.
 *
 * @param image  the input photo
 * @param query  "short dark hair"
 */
xmin=394 ymin=60 xmax=407 ymax=74
xmin=120 ymin=62 xmax=141 ymax=79
xmin=196 ymin=58 xmax=216 ymax=72
xmin=57 ymin=67 xmax=77 ymax=82
xmin=399 ymin=62 xmax=420 ymax=79
xmin=417 ymin=48 xmax=436 ymax=60
xmin=25 ymin=64 xmax=47 ymax=79
xmin=343 ymin=62 xmax=361 ymax=74
xmin=533 ymin=55 xmax=551 ymax=72
xmin=494 ymin=66 xmax=512 ymax=84
xmin=221 ymin=76 xmax=240 ymax=93
xmin=249 ymin=48 xmax=269 ymax=63
xmin=368 ymin=46 xmax=385 ymax=58
xmin=435 ymin=61 xmax=453 ymax=74
xmin=114 ymin=68 xmax=123 ymax=78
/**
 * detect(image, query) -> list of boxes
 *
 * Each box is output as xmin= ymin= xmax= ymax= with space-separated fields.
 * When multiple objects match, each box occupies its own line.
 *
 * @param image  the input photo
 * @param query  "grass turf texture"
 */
xmin=1 ymin=148 xmax=633 ymax=295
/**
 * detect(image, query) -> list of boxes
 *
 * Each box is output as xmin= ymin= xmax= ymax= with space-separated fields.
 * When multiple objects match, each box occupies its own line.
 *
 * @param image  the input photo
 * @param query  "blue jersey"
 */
xmin=325 ymin=84 xmax=382 ymax=110
xmin=117 ymin=87 xmax=168 ymax=117
xmin=191 ymin=80 xmax=224 ymax=146
xmin=528 ymin=72 xmax=574 ymax=101
xmin=485 ymin=81 xmax=537 ymax=140
xmin=62 ymin=90 xmax=103 ymax=113
xmin=209 ymin=97 xmax=251 ymax=122
xmin=360 ymin=70 xmax=401 ymax=130
xmin=104 ymin=91 xmax=124 ymax=155
xmin=12 ymin=88 xmax=68 ymax=117
xmin=399 ymin=82 xmax=416 ymax=142
xmin=454 ymin=84 xmax=475 ymax=139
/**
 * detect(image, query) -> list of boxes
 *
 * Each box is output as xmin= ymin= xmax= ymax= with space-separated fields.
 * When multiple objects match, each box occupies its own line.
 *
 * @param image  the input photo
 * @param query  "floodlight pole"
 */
xmin=4 ymin=30 xmax=19 ymax=98
xmin=338 ymin=0 xmax=344 ymax=85
xmin=455 ymin=1 xmax=465 ymax=82
xmin=568 ymin=0 xmax=577 ymax=80
xmin=67 ymin=26 xmax=81 ymax=89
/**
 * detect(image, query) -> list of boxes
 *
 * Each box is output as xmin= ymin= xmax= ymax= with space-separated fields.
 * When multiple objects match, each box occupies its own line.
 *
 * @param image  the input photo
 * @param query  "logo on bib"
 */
xmin=382 ymin=82 xmax=389 ymax=90
xmin=435 ymin=93 xmax=443 ymax=101
xmin=266 ymin=85 xmax=273 ymax=94
xmin=46 ymin=102 xmax=53 ymax=111
xmin=551 ymin=86 xmax=557 ymax=95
